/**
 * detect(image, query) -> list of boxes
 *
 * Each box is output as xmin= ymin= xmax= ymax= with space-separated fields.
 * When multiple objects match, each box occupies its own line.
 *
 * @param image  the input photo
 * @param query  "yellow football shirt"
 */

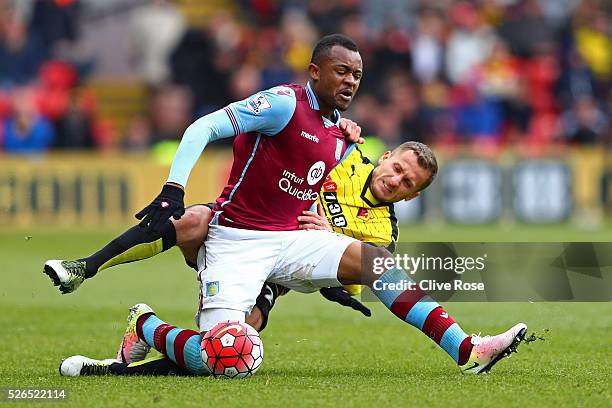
xmin=318 ymin=146 xmax=398 ymax=252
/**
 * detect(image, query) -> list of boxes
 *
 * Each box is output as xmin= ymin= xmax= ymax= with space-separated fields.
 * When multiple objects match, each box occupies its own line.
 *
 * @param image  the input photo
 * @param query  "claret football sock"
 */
xmin=136 ymin=314 xmax=208 ymax=375
xmin=372 ymin=267 xmax=473 ymax=365
xmin=78 ymin=220 xmax=177 ymax=278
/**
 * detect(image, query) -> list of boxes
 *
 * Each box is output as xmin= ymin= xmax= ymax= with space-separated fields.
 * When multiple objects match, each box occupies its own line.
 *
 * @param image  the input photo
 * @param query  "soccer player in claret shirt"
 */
xmin=61 ymin=142 xmax=525 ymax=377
xmin=49 ymin=34 xmax=527 ymax=376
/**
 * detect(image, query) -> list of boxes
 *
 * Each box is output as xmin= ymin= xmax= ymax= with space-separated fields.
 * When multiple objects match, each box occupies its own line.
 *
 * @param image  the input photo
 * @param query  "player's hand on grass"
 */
xmin=319 ymin=287 xmax=372 ymax=317
xmin=298 ymin=203 xmax=332 ymax=231
xmin=135 ymin=183 xmax=185 ymax=232
xmin=339 ymin=118 xmax=364 ymax=144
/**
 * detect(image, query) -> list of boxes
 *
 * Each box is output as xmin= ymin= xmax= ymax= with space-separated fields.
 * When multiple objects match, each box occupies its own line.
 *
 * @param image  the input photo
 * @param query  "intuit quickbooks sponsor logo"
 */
xmin=279 ymin=169 xmax=319 ymax=201
xmin=300 ymin=130 xmax=319 ymax=143
xmin=307 ymin=161 xmax=325 ymax=185
xmin=282 ymin=169 xmax=304 ymax=185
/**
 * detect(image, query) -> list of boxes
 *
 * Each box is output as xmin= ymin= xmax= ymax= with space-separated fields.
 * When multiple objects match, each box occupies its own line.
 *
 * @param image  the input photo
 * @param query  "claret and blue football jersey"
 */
xmin=167 ymin=83 xmax=349 ymax=231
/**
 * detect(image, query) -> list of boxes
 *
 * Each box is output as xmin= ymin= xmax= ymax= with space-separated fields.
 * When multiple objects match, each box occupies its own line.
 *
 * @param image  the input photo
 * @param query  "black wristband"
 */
xmin=162 ymin=183 xmax=185 ymax=200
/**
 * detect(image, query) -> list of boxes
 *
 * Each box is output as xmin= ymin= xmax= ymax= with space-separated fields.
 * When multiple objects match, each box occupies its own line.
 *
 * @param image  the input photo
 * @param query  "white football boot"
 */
xmin=59 ymin=356 xmax=118 ymax=377
xmin=461 ymin=323 xmax=528 ymax=374
xmin=43 ymin=260 xmax=87 ymax=294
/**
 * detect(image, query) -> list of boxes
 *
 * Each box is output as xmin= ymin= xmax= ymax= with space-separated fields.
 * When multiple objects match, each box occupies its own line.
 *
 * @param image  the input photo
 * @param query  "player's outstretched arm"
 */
xmin=136 ymin=108 xmax=239 ymax=231
xmin=139 ymin=86 xmax=298 ymax=232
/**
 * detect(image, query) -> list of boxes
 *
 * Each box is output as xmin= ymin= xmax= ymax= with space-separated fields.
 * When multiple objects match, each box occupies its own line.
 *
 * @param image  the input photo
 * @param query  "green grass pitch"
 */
xmin=1 ymin=225 xmax=611 ymax=407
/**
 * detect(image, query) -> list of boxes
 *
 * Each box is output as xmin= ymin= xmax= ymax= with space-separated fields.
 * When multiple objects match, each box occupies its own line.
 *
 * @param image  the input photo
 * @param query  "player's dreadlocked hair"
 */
xmin=392 ymin=142 xmax=438 ymax=192
xmin=311 ymin=34 xmax=359 ymax=65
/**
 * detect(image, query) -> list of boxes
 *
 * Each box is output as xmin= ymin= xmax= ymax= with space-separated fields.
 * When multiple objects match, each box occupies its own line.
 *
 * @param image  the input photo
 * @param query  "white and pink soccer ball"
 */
xmin=200 ymin=321 xmax=263 ymax=379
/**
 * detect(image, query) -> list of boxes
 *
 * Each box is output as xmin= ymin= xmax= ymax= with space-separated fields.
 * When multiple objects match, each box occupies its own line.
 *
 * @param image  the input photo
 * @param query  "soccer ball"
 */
xmin=200 ymin=321 xmax=264 ymax=378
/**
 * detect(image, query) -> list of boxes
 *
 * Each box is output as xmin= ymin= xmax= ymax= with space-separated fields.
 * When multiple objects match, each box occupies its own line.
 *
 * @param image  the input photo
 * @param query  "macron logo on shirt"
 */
xmin=301 ymin=130 xmax=319 ymax=143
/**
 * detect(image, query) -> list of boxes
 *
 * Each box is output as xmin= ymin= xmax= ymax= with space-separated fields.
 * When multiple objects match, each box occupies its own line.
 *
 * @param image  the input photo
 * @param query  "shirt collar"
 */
xmin=363 ymin=185 xmax=382 ymax=207
xmin=361 ymin=169 xmax=392 ymax=208
xmin=306 ymin=82 xmax=341 ymax=126
xmin=306 ymin=82 xmax=319 ymax=110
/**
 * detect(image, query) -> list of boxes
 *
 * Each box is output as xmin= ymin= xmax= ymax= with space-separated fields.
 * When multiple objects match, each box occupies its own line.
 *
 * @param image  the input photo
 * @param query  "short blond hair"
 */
xmin=391 ymin=141 xmax=438 ymax=191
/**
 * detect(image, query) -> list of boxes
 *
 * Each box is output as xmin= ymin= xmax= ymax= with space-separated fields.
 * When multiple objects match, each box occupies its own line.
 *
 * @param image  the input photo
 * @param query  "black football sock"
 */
xmin=108 ymin=355 xmax=190 ymax=376
xmin=254 ymin=282 xmax=283 ymax=331
xmin=78 ymin=220 xmax=176 ymax=278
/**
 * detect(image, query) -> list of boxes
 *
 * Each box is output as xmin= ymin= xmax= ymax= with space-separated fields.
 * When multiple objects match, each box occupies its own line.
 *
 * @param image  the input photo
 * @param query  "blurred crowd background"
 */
xmin=0 ymin=0 xmax=610 ymax=155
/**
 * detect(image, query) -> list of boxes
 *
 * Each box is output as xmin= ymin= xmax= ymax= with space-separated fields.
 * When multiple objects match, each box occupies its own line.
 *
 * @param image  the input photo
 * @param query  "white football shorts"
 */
xmin=195 ymin=224 xmax=357 ymax=331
